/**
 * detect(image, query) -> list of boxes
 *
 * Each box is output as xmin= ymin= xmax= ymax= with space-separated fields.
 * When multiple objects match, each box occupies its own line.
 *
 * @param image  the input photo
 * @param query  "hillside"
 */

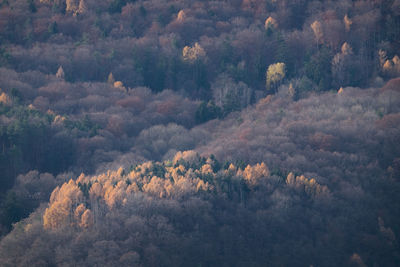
xmin=0 ymin=0 xmax=400 ymax=266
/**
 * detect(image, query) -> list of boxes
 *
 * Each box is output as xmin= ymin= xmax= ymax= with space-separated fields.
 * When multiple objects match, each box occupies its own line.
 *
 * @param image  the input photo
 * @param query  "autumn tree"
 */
xmin=107 ymin=72 xmax=115 ymax=84
xmin=66 ymin=0 xmax=79 ymax=13
xmin=382 ymin=54 xmax=400 ymax=78
xmin=266 ymin=62 xmax=286 ymax=93
xmin=212 ymin=74 xmax=252 ymax=114
xmin=176 ymin=10 xmax=186 ymax=22
xmin=0 ymin=91 xmax=12 ymax=105
xmin=265 ymin=16 xmax=278 ymax=35
xmin=311 ymin=20 xmax=323 ymax=47
xmin=56 ymin=66 xmax=65 ymax=80
xmin=344 ymin=14 xmax=352 ymax=32
xmin=182 ymin=42 xmax=206 ymax=63
xmin=43 ymin=180 xmax=85 ymax=229
xmin=78 ymin=0 xmax=87 ymax=14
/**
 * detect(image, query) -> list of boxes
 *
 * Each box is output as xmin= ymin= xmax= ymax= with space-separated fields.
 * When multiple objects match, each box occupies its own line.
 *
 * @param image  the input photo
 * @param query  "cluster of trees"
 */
xmin=0 ymin=150 xmax=399 ymax=266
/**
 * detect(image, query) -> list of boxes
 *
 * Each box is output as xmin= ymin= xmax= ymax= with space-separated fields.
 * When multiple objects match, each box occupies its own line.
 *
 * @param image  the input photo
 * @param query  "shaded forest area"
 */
xmin=0 ymin=0 xmax=400 ymax=265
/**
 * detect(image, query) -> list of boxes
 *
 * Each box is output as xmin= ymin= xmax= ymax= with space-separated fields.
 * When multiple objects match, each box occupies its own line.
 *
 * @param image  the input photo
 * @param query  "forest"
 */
xmin=0 ymin=0 xmax=400 ymax=266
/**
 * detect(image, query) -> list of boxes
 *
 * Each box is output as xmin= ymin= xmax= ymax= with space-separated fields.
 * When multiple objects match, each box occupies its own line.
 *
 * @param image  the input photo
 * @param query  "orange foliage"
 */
xmin=238 ymin=162 xmax=270 ymax=186
xmin=0 ymin=92 xmax=12 ymax=105
xmin=42 ymin=151 xmax=328 ymax=232
xmin=43 ymin=180 xmax=84 ymax=229
xmin=286 ymin=172 xmax=329 ymax=198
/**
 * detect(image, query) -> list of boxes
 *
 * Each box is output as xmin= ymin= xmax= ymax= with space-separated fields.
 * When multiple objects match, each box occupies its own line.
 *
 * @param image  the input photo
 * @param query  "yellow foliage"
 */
xmin=177 ymin=10 xmax=186 ymax=22
xmin=43 ymin=199 xmax=72 ymax=229
xmin=286 ymin=173 xmax=328 ymax=198
xmin=383 ymin=59 xmax=393 ymax=71
xmin=173 ymin=150 xmax=198 ymax=165
xmin=266 ymin=62 xmax=286 ymax=91
xmin=66 ymin=0 xmax=79 ymax=13
xmin=43 ymin=180 xmax=84 ymax=229
xmin=77 ymin=0 xmax=87 ymax=14
xmin=265 ymin=16 xmax=277 ymax=30
xmin=196 ymin=180 xmax=209 ymax=192
xmin=104 ymin=180 xmax=129 ymax=208
xmin=201 ymin=164 xmax=213 ymax=174
xmin=311 ymin=20 xmax=323 ymax=44
xmin=117 ymin=167 xmax=125 ymax=177
xmin=379 ymin=49 xmax=387 ymax=67
xmin=126 ymin=183 xmax=139 ymax=194
xmin=382 ymin=55 xmax=400 ymax=77
xmin=90 ymin=182 xmax=103 ymax=197
xmin=182 ymin=43 xmax=206 ymax=62
xmin=240 ymin=162 xmax=269 ymax=185
xmin=341 ymin=42 xmax=353 ymax=55
xmin=288 ymin=83 xmax=295 ymax=98
xmin=393 ymin=55 xmax=400 ymax=65
xmin=42 ymin=152 xmax=327 ymax=231
xmin=108 ymin=72 xmax=115 ymax=84
xmin=143 ymin=176 xmax=166 ymax=198
xmin=76 ymin=173 xmax=86 ymax=183
xmin=80 ymin=209 xmax=94 ymax=228
xmin=114 ymin=81 xmax=125 ymax=90
xmin=74 ymin=203 xmax=86 ymax=220
xmin=56 ymin=66 xmax=65 ymax=79
xmin=344 ymin=14 xmax=352 ymax=32
xmin=286 ymin=172 xmax=295 ymax=185
xmin=28 ymin=104 xmax=36 ymax=110
xmin=224 ymin=163 xmax=237 ymax=176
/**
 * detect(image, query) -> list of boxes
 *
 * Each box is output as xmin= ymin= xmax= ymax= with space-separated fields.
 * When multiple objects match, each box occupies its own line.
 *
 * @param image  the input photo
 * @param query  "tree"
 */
xmin=56 ymin=66 xmax=65 ymax=80
xmin=266 ymin=62 xmax=286 ymax=93
xmin=195 ymin=101 xmax=222 ymax=123
xmin=0 ymin=92 xmax=12 ymax=105
xmin=48 ymin=21 xmax=58 ymax=34
xmin=176 ymin=10 xmax=186 ymax=22
xmin=182 ymin=43 xmax=206 ymax=63
xmin=304 ymin=47 xmax=333 ymax=91
xmin=212 ymin=74 xmax=252 ymax=113
xmin=265 ymin=16 xmax=278 ymax=35
xmin=311 ymin=20 xmax=323 ymax=47
xmin=331 ymin=42 xmax=363 ymax=87
xmin=66 ymin=0 xmax=79 ymax=13
xmin=344 ymin=14 xmax=352 ymax=32
xmin=107 ymin=72 xmax=115 ymax=84
xmin=77 ymin=0 xmax=87 ymax=14
xmin=43 ymin=180 xmax=84 ymax=229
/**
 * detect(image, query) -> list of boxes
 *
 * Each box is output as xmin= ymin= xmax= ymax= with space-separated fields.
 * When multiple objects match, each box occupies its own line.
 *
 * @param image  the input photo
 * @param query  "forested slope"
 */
xmin=0 ymin=0 xmax=399 ymax=265
xmin=1 ymin=86 xmax=399 ymax=266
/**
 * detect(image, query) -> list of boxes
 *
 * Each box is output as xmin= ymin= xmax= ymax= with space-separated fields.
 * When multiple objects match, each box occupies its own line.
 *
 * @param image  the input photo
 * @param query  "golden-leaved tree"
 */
xmin=266 ymin=62 xmax=286 ymax=93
